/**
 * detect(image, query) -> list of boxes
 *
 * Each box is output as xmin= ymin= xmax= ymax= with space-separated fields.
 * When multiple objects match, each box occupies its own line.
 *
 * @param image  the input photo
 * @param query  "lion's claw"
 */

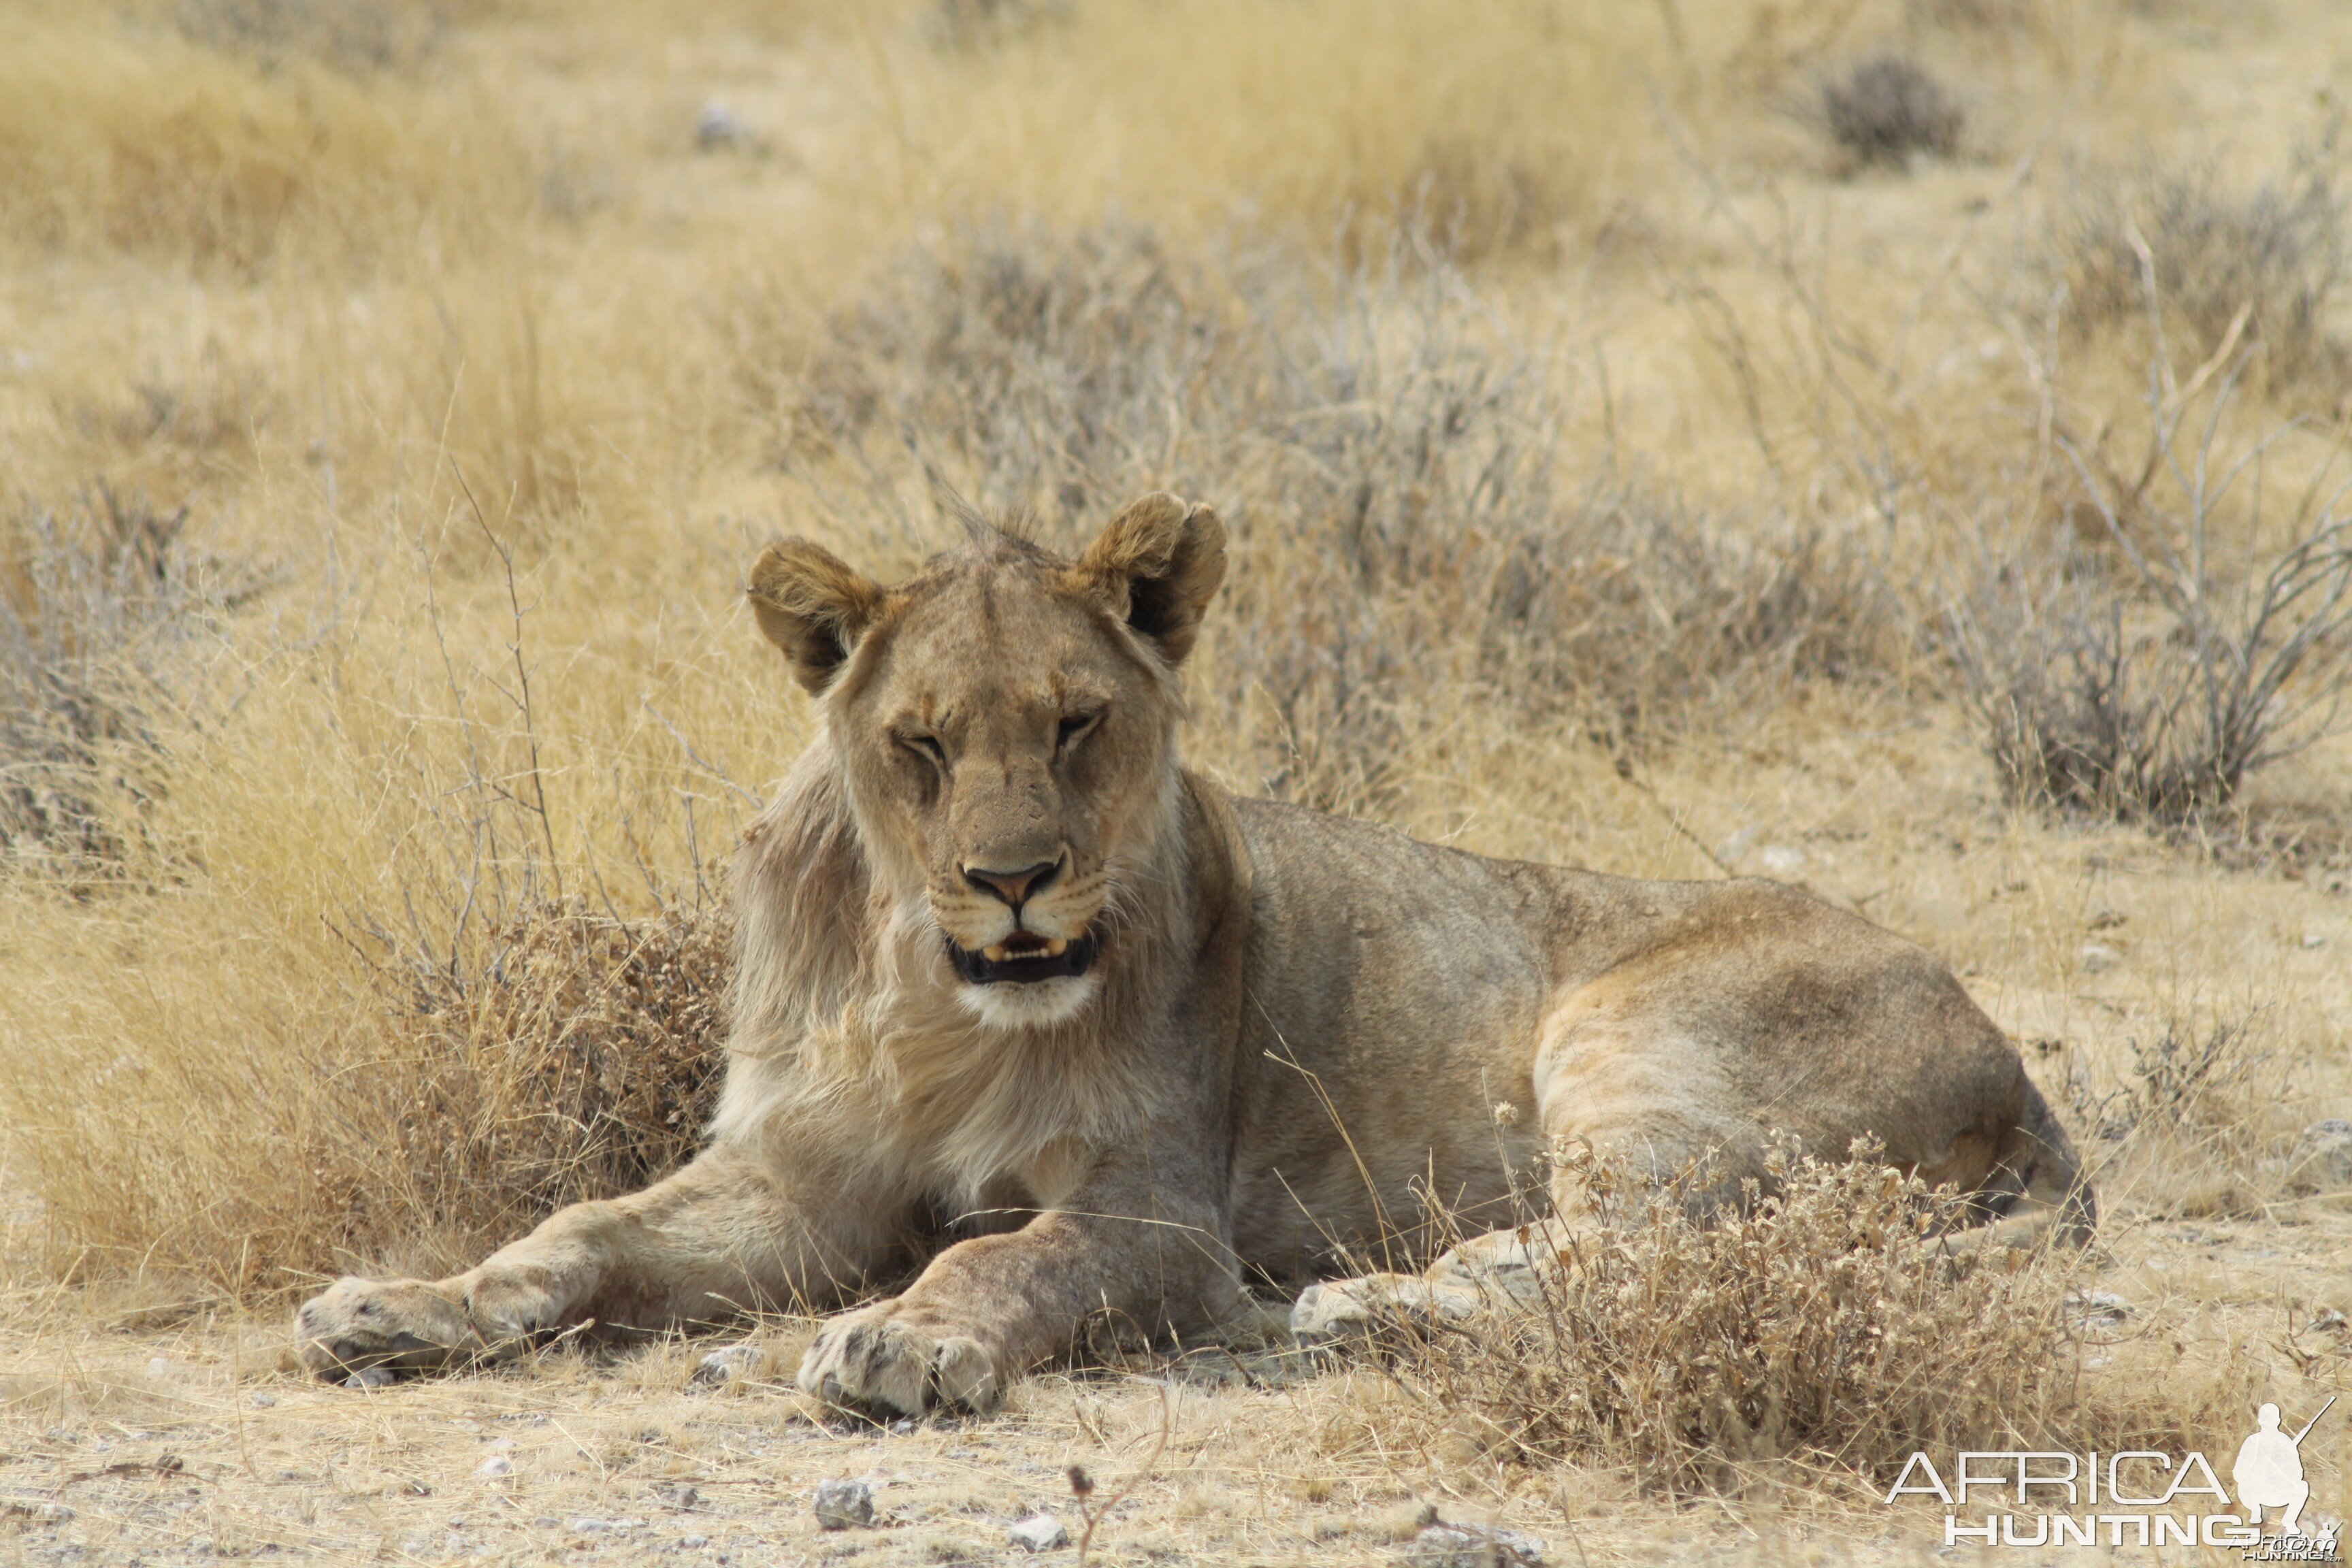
xmin=796 ymin=1305 xmax=1000 ymax=1417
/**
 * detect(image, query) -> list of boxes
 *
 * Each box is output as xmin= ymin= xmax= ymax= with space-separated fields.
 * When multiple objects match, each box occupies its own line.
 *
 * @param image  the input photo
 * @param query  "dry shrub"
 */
xmin=772 ymin=219 xmax=1897 ymax=810
xmin=1816 ymin=54 xmax=1964 ymax=169
xmin=323 ymin=896 xmax=732 ymax=1276
xmin=1946 ymin=405 xmax=2352 ymax=825
xmin=173 ymin=0 xmax=448 ymax=74
xmin=0 ymin=491 xmax=257 ymax=873
xmin=1381 ymin=1141 xmax=2242 ymax=1495
xmin=2050 ymin=154 xmax=2350 ymax=399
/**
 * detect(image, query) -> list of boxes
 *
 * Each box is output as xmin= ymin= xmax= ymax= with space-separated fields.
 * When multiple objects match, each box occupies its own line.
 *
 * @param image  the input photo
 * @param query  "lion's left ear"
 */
xmin=1071 ymin=492 xmax=1228 ymax=666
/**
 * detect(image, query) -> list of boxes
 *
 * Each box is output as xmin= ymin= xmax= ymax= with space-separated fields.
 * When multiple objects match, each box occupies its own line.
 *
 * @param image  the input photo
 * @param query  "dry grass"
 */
xmin=1375 ymin=1143 xmax=2253 ymax=1497
xmin=3 ymin=0 xmax=2352 ymax=1558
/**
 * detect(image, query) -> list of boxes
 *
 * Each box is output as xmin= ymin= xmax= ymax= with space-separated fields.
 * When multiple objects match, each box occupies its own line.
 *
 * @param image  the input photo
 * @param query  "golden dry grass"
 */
xmin=3 ymin=0 xmax=2352 ymax=1561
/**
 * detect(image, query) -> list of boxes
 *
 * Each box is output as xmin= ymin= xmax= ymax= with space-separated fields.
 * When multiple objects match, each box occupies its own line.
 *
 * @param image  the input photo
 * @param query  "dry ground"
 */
xmin=7 ymin=0 xmax=2352 ymax=1561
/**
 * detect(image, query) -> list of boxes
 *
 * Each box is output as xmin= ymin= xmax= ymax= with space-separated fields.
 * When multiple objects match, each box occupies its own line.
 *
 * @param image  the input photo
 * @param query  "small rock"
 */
xmin=813 ymin=1477 xmax=876 ymax=1531
xmin=2302 ymin=933 xmax=2328 ymax=949
xmin=2065 ymin=1290 xmax=2134 ymax=1326
xmin=1760 ymin=845 xmax=1806 ymax=875
xmin=5 ymin=1501 xmax=75 ymax=1523
xmin=890 ymin=1416 xmax=918 ymax=1435
xmin=476 ymin=1455 xmax=513 ymax=1480
xmin=1405 ymin=1522 xmax=1548 ymax=1567
xmin=570 ymin=1517 xmax=645 ymax=1533
xmin=2288 ymin=1120 xmax=2352 ymax=1194
xmin=1007 ymin=1513 xmax=1069 ymax=1552
xmin=680 ymin=1535 xmax=710 ymax=1550
xmin=250 ymin=1392 xmax=276 ymax=1409
xmin=344 ymin=1367 xmax=395 ymax=1390
xmin=147 ymin=1357 xmax=171 ymax=1379
xmin=696 ymin=101 xmax=749 ymax=150
xmin=2076 ymin=943 xmax=2121 ymax=974
xmin=686 ymin=1343 xmax=762 ymax=1393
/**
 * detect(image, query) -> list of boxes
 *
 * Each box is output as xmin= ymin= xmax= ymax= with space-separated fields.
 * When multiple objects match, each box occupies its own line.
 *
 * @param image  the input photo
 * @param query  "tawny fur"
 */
xmin=292 ymin=492 xmax=2093 ymax=1415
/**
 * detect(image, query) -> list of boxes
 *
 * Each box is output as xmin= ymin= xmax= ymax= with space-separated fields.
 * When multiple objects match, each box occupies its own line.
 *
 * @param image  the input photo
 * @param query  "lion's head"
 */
xmin=745 ymin=494 xmax=1226 ymax=1030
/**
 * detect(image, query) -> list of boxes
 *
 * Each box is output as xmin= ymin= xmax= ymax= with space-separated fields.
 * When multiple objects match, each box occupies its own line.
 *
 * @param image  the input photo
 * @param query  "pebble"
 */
xmin=1406 ymin=1522 xmax=1548 ymax=1567
xmin=344 ymin=1367 xmax=395 ymax=1390
xmin=570 ymin=1517 xmax=646 ymax=1533
xmin=476 ymin=1456 xmax=514 ymax=1480
xmin=1008 ymin=1513 xmax=1069 ymax=1552
xmin=680 ymin=1535 xmax=710 ymax=1550
xmin=2076 ymin=943 xmax=2121 ymax=974
xmin=250 ymin=1392 xmax=276 ymax=1409
xmin=813 ymin=1478 xmax=876 ymax=1530
xmin=687 ymin=1343 xmax=762 ymax=1393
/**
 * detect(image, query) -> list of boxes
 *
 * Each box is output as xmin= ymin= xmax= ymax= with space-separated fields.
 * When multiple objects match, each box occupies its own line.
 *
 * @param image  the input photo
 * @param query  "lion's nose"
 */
xmin=964 ymin=858 xmax=1059 ymax=908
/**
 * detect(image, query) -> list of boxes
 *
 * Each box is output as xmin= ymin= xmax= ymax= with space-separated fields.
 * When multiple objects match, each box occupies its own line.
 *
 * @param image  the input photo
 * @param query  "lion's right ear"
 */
xmin=746 ymin=539 xmax=886 ymax=695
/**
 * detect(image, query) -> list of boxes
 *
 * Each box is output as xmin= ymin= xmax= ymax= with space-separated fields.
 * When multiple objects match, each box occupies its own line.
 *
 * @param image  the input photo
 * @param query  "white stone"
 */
xmin=2076 ymin=943 xmax=2121 ymax=973
xmin=1007 ymin=1512 xmax=1070 ymax=1552
xmin=476 ymin=1456 xmax=513 ymax=1479
xmin=813 ymin=1478 xmax=876 ymax=1530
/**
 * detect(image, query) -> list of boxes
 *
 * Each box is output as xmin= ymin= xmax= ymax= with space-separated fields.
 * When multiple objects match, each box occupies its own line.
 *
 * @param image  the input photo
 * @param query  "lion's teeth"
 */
xmin=1043 ymin=938 xmax=1068 ymax=957
xmin=983 ymin=944 xmax=1009 ymax=962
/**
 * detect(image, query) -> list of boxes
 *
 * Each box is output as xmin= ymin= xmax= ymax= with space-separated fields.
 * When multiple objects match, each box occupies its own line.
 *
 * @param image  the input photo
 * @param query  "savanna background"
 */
xmin=3 ymin=0 xmax=2352 ymax=1561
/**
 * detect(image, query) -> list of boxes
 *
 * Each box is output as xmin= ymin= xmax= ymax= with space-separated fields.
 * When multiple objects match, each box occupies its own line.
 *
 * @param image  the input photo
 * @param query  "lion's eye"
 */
xmin=899 ymin=732 xmax=947 ymax=767
xmin=1056 ymin=712 xmax=1100 ymax=753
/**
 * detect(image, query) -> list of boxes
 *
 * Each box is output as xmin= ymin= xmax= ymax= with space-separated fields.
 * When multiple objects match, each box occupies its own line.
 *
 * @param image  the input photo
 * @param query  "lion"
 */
xmin=293 ymin=492 xmax=2093 ymax=1414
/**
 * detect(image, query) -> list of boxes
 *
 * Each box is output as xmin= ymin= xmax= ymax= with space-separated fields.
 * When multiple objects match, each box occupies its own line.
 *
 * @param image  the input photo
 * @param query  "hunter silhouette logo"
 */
xmin=2237 ymin=1398 xmax=2333 ymax=1538
xmin=1884 ymin=1396 xmax=2340 ymax=1556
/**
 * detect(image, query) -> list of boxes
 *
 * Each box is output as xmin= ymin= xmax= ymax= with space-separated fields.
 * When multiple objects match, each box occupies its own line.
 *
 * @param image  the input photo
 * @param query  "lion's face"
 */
xmin=746 ymin=495 xmax=1226 ymax=1029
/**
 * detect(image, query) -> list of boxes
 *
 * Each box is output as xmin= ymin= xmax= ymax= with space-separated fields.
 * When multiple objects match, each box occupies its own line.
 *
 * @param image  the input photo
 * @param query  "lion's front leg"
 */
xmin=294 ymin=1146 xmax=900 ymax=1380
xmin=798 ymin=1147 xmax=1234 ymax=1418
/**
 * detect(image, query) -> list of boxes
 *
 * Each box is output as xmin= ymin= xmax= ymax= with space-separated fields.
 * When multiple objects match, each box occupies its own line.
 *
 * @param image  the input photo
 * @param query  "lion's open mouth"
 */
xmin=947 ymin=929 xmax=1100 ymax=985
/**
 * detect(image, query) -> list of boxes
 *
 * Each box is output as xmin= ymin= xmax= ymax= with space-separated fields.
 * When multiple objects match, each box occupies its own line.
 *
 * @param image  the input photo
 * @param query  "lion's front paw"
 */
xmin=796 ymin=1303 xmax=1001 ymax=1418
xmin=292 ymin=1277 xmax=489 ymax=1379
xmin=1290 ymin=1273 xmax=1486 ymax=1346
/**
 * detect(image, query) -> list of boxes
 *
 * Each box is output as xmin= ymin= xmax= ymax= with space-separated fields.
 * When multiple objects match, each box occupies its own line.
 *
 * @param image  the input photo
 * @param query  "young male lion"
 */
xmin=294 ymin=493 xmax=2091 ymax=1414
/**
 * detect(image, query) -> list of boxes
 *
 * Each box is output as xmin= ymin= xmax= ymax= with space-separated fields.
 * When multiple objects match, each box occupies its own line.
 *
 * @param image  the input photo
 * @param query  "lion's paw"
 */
xmin=291 ymin=1277 xmax=487 ymax=1379
xmin=796 ymin=1305 xmax=1001 ymax=1418
xmin=1290 ymin=1272 xmax=1482 ymax=1346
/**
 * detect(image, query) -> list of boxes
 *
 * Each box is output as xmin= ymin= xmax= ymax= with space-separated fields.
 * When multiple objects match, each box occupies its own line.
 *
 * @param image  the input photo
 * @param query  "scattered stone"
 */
xmin=680 ymin=1536 xmax=710 ymax=1550
xmin=1760 ymin=844 xmax=1806 ymax=875
xmin=2302 ymin=932 xmax=2328 ymax=949
xmin=2288 ymin=1120 xmax=2352 ymax=1194
xmin=687 ymin=1343 xmax=762 ymax=1393
xmin=344 ymin=1367 xmax=395 ymax=1390
xmin=696 ymin=101 xmax=749 ymax=150
xmin=146 ymin=1357 xmax=171 ymax=1379
xmin=891 ymin=1417 xmax=919 ymax=1435
xmin=2076 ymin=943 xmax=2121 ymax=974
xmin=250 ymin=1392 xmax=276 ymax=1409
xmin=1405 ymin=1521 xmax=1547 ymax=1567
xmin=2065 ymin=1290 xmax=2134 ymax=1326
xmin=476 ymin=1455 xmax=514 ymax=1480
xmin=1007 ymin=1512 xmax=1069 ymax=1552
xmin=570 ymin=1517 xmax=646 ymax=1533
xmin=814 ymin=1478 xmax=876 ymax=1530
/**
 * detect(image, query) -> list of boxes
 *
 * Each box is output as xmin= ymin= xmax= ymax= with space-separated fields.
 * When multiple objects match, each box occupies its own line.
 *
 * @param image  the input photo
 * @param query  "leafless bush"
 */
xmin=1377 ymin=1140 xmax=2241 ymax=1494
xmin=1816 ymin=55 xmax=1963 ymax=169
xmin=0 ymin=491 xmax=255 ymax=872
xmin=324 ymin=894 xmax=731 ymax=1271
xmin=770 ymin=220 xmax=1896 ymax=808
xmin=2063 ymin=1011 xmax=2268 ymax=1145
xmin=176 ymin=0 xmax=444 ymax=74
xmin=1948 ymin=375 xmax=2352 ymax=824
xmin=2051 ymin=154 xmax=2349 ymax=398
